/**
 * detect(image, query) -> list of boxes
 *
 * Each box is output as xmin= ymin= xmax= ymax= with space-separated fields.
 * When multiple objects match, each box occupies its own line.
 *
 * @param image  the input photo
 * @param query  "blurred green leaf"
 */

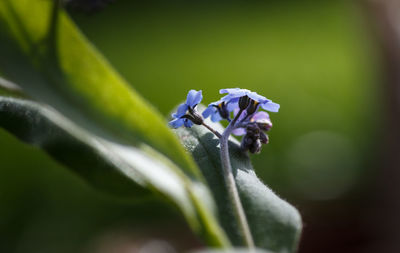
xmin=0 ymin=0 xmax=198 ymax=179
xmin=0 ymin=83 xmax=229 ymax=247
xmin=175 ymin=113 xmax=302 ymax=253
xmin=0 ymin=0 xmax=230 ymax=246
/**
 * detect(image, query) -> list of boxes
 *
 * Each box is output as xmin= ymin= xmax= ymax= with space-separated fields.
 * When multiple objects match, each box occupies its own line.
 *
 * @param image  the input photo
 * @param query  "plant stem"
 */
xmin=202 ymin=122 xmax=222 ymax=138
xmin=220 ymin=110 xmax=255 ymax=248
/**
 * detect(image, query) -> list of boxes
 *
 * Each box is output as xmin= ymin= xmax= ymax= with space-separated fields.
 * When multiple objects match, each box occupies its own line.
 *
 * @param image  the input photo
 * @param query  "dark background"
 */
xmin=1 ymin=0 xmax=399 ymax=252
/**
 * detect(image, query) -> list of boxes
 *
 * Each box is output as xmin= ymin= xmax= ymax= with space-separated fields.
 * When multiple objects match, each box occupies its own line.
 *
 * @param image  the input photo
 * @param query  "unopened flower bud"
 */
xmin=246 ymin=100 xmax=259 ymax=115
xmin=249 ymin=139 xmax=262 ymax=154
xmin=260 ymin=132 xmax=269 ymax=144
xmin=239 ymin=96 xmax=251 ymax=110
xmin=240 ymin=135 xmax=253 ymax=151
xmin=246 ymin=123 xmax=260 ymax=136
xmin=257 ymin=121 xmax=272 ymax=132
xmin=217 ymin=102 xmax=230 ymax=119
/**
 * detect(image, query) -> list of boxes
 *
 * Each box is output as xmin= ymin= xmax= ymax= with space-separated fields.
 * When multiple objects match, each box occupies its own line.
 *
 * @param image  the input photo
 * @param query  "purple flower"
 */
xmin=169 ymin=90 xmax=203 ymax=128
xmin=232 ymin=111 xmax=272 ymax=136
xmin=220 ymin=88 xmax=280 ymax=112
xmin=202 ymin=99 xmax=237 ymax=122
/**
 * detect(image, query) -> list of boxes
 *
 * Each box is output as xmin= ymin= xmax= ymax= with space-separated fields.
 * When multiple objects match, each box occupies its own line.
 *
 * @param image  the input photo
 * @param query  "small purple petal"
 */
xmin=226 ymin=98 xmax=239 ymax=111
xmin=210 ymin=111 xmax=222 ymax=122
xmin=220 ymin=88 xmax=249 ymax=98
xmin=232 ymin=128 xmax=246 ymax=136
xmin=183 ymin=119 xmax=193 ymax=128
xmin=169 ymin=118 xmax=184 ymax=128
xmin=202 ymin=106 xmax=214 ymax=118
xmin=247 ymin=92 xmax=268 ymax=103
xmin=191 ymin=90 xmax=203 ymax=107
xmin=261 ymin=101 xmax=280 ymax=112
xmin=219 ymin=88 xmax=241 ymax=94
xmin=220 ymin=94 xmax=233 ymax=102
xmin=186 ymin=89 xmax=203 ymax=107
xmin=186 ymin=90 xmax=197 ymax=105
xmin=176 ymin=103 xmax=189 ymax=117
xmin=251 ymin=111 xmax=270 ymax=122
xmin=220 ymin=94 xmax=244 ymax=104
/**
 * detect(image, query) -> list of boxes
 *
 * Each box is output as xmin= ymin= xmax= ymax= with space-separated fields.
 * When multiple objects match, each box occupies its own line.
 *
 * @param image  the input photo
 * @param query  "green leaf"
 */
xmin=0 ymin=0 xmax=230 ymax=247
xmin=0 ymin=0 xmax=198 ymax=179
xmin=174 ymin=114 xmax=302 ymax=253
xmin=0 ymin=83 xmax=229 ymax=247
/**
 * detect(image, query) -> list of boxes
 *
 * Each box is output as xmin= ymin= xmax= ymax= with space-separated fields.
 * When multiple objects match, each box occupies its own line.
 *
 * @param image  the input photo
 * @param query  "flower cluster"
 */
xmin=169 ymin=88 xmax=279 ymax=154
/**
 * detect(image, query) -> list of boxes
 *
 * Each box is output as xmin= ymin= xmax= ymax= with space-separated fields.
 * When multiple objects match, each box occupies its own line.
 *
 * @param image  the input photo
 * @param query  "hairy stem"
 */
xmin=219 ymin=110 xmax=255 ymax=248
xmin=202 ymin=122 xmax=222 ymax=138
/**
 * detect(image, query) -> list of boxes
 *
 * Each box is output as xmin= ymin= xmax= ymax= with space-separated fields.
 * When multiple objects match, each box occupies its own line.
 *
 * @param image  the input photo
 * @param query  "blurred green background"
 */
xmin=0 ymin=0 xmax=386 ymax=252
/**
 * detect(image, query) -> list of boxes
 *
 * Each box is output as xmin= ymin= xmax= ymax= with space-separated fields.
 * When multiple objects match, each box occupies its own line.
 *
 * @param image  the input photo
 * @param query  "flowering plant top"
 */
xmin=168 ymin=87 xmax=281 ymax=247
xmin=169 ymin=87 xmax=279 ymax=154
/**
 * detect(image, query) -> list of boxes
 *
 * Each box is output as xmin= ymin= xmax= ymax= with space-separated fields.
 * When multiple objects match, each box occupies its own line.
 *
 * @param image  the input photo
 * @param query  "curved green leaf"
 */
xmin=0 ymin=0 xmax=230 ymax=247
xmin=0 ymin=0 xmax=198 ymax=179
xmin=174 ymin=115 xmax=302 ymax=253
xmin=0 ymin=84 xmax=229 ymax=247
